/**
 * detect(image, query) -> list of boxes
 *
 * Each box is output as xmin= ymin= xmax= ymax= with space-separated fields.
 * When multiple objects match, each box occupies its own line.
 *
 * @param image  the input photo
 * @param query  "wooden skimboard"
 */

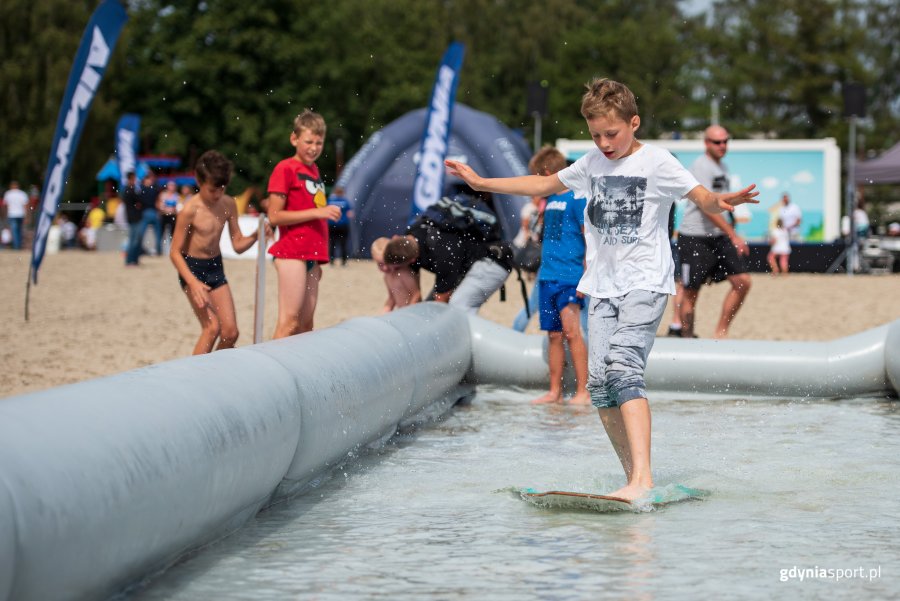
xmin=520 ymin=484 xmax=709 ymax=513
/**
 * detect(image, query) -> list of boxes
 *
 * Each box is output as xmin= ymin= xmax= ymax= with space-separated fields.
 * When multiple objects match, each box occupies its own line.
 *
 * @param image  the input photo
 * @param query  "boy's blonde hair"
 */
xmin=528 ymin=146 xmax=567 ymax=176
xmin=580 ymin=78 xmax=638 ymax=122
xmin=384 ymin=236 xmax=419 ymax=265
xmin=293 ymin=109 xmax=326 ymax=136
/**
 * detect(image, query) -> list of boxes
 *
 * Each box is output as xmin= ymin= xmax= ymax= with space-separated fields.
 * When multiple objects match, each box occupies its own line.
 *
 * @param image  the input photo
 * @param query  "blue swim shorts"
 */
xmin=538 ymin=280 xmax=584 ymax=332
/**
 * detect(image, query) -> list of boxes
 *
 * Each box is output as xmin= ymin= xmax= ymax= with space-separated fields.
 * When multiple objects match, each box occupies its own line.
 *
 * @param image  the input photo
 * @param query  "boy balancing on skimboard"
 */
xmin=446 ymin=78 xmax=758 ymax=502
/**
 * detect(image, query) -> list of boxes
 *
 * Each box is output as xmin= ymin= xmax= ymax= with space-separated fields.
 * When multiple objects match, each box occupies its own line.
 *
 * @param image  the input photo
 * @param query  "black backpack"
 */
xmin=413 ymin=193 xmax=532 ymax=316
xmin=415 ymin=193 xmax=502 ymax=243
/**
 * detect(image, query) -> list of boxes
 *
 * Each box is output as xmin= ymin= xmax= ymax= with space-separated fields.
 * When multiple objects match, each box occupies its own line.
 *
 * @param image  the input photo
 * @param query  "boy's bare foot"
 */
xmin=606 ymin=483 xmax=652 ymax=502
xmin=566 ymin=391 xmax=591 ymax=405
xmin=531 ymin=391 xmax=562 ymax=404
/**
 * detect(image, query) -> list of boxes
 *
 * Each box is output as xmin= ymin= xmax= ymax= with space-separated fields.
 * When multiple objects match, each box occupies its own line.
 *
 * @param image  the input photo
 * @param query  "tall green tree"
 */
xmin=694 ymin=0 xmax=869 ymax=139
xmin=5 ymin=0 xmax=896 ymax=206
xmin=442 ymin=0 xmax=698 ymax=141
xmin=856 ymin=0 xmax=900 ymax=150
xmin=108 ymin=0 xmax=448 ymax=190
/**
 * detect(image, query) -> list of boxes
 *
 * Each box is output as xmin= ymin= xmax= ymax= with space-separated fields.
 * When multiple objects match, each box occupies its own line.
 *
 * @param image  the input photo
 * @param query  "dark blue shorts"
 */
xmin=538 ymin=280 xmax=584 ymax=332
xmin=179 ymin=254 xmax=227 ymax=291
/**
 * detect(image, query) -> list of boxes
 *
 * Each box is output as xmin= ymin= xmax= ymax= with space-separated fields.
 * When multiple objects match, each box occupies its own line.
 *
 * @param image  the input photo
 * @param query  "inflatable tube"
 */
xmin=0 ymin=351 xmax=301 ymax=601
xmin=247 ymin=305 xmax=472 ymax=501
xmin=0 ymin=303 xmax=471 ymax=601
xmin=466 ymin=315 xmax=900 ymax=399
xmin=0 ymin=485 xmax=14 ymax=601
xmin=886 ymin=320 xmax=900 ymax=394
xmin=1 ymin=305 xmax=894 ymax=601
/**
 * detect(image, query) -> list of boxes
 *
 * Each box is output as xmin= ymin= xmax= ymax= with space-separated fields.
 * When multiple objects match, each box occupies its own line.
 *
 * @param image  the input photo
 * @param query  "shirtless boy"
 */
xmin=170 ymin=150 xmax=270 ymax=354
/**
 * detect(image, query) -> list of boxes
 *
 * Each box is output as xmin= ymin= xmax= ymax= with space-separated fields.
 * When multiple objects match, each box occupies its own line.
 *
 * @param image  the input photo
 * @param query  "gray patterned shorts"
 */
xmin=587 ymin=289 xmax=668 ymax=409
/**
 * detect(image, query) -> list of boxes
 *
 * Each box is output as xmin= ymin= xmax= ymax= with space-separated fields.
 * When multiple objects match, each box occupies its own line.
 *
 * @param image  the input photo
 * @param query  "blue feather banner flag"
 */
xmin=29 ymin=0 xmax=128 ymax=288
xmin=411 ymin=41 xmax=465 ymax=214
xmin=115 ymin=113 xmax=141 ymax=187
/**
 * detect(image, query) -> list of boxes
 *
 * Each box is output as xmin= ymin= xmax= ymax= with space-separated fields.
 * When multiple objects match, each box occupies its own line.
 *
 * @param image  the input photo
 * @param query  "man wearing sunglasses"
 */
xmin=674 ymin=125 xmax=752 ymax=339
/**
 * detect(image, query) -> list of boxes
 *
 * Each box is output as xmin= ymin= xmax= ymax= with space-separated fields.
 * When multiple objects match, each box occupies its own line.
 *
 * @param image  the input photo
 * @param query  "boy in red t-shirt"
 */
xmin=266 ymin=110 xmax=341 ymax=338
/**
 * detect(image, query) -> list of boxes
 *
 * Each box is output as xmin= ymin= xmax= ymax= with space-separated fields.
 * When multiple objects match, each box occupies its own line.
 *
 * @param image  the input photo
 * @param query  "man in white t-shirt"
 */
xmin=675 ymin=126 xmax=752 ymax=340
xmin=2 ymin=181 xmax=29 ymax=250
xmin=778 ymin=192 xmax=802 ymax=240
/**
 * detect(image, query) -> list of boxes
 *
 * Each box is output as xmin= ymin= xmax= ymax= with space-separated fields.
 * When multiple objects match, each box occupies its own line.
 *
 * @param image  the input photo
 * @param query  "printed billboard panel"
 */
xmin=556 ymin=138 xmax=841 ymax=242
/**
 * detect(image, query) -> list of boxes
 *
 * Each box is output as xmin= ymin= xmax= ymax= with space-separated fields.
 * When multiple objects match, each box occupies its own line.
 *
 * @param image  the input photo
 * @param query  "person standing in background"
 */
xmin=767 ymin=218 xmax=791 ymax=275
xmin=157 ymin=180 xmax=181 ymax=254
xmin=778 ymin=192 xmax=803 ymax=241
xmin=525 ymin=147 xmax=589 ymax=406
xmin=2 ymin=181 xmax=29 ymax=250
xmin=139 ymin=172 xmax=162 ymax=256
xmin=675 ymin=125 xmax=752 ymax=339
xmin=123 ymin=172 xmax=143 ymax=266
xmin=79 ymin=198 xmax=106 ymax=250
xmin=27 ymin=185 xmax=40 ymax=229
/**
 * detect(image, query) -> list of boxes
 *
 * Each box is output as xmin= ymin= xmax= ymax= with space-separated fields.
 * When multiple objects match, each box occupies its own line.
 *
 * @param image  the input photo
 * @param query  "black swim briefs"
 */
xmin=178 ymin=254 xmax=227 ymax=291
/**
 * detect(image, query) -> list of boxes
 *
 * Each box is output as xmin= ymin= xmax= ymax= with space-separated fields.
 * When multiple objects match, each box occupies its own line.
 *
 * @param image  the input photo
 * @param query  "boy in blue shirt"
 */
xmin=446 ymin=78 xmax=758 ymax=502
xmin=528 ymin=147 xmax=590 ymax=405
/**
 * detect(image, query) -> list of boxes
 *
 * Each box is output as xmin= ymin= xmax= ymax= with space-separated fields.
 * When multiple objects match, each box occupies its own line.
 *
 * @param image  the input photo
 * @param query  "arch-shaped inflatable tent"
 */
xmin=335 ymin=103 xmax=532 ymax=257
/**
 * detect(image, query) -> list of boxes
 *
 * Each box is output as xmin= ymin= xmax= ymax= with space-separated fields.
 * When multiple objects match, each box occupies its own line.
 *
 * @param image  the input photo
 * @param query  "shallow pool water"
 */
xmin=126 ymin=388 xmax=899 ymax=600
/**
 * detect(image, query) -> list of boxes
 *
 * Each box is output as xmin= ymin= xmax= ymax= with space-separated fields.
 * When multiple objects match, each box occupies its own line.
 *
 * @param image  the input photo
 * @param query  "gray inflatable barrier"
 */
xmin=2 ymin=305 xmax=896 ymax=601
xmin=0 ymin=303 xmax=472 ymax=601
xmin=466 ymin=315 xmax=900 ymax=399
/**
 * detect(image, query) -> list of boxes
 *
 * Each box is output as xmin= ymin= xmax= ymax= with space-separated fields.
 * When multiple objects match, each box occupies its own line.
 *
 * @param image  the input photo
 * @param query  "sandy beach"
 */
xmin=1 ymin=250 xmax=897 ymax=397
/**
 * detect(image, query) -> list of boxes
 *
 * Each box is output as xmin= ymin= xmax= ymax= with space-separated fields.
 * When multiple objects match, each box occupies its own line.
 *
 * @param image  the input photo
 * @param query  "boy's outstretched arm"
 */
xmin=445 ymin=159 xmax=566 ymax=198
xmin=687 ymin=184 xmax=759 ymax=215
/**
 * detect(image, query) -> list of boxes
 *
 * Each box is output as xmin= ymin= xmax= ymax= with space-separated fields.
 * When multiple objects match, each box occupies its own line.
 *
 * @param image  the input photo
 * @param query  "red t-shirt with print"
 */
xmin=267 ymin=157 xmax=329 ymax=261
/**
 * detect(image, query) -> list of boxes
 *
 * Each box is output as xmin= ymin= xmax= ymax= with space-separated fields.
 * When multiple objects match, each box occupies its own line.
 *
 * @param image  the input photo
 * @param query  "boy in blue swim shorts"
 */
xmin=446 ymin=78 xmax=759 ymax=501
xmin=528 ymin=147 xmax=590 ymax=406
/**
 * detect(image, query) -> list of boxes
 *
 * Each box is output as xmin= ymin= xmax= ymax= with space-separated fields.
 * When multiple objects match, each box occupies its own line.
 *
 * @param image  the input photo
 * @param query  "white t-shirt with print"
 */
xmin=558 ymin=143 xmax=699 ymax=298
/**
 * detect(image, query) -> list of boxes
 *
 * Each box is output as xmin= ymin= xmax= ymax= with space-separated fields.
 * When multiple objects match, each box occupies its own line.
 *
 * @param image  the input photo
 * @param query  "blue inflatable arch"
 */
xmin=335 ymin=103 xmax=533 ymax=256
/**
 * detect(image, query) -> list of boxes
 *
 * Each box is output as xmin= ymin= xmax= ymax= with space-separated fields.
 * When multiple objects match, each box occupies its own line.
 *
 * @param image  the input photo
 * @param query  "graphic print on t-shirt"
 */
xmin=711 ymin=174 xmax=728 ymax=193
xmin=298 ymin=172 xmax=327 ymax=207
xmin=586 ymin=175 xmax=646 ymax=245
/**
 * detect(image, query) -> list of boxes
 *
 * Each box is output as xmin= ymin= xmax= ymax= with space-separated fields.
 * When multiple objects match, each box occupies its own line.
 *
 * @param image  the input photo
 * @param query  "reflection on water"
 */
xmin=127 ymin=390 xmax=900 ymax=600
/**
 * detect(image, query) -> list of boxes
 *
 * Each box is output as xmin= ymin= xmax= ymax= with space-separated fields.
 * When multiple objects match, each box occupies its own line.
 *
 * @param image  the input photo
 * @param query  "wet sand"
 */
xmin=1 ymin=250 xmax=897 ymax=397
